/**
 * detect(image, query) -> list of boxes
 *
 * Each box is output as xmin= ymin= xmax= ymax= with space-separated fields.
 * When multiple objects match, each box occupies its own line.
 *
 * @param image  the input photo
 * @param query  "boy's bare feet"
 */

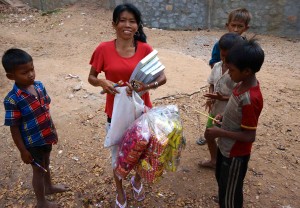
xmin=198 ymin=160 xmax=216 ymax=169
xmin=45 ymin=184 xmax=70 ymax=195
xmin=37 ymin=200 xmax=58 ymax=208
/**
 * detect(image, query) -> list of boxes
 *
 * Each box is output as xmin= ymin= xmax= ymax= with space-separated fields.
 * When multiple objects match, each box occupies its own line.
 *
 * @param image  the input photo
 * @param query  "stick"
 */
xmin=32 ymin=160 xmax=48 ymax=172
xmin=153 ymin=86 xmax=208 ymax=102
xmin=195 ymin=110 xmax=220 ymax=123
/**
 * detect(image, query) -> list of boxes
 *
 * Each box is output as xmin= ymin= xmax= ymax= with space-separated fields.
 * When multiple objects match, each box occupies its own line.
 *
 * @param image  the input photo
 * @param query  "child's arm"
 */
xmin=204 ymin=92 xmax=230 ymax=101
xmin=205 ymin=126 xmax=256 ymax=143
xmin=209 ymin=42 xmax=221 ymax=69
xmin=10 ymin=126 xmax=33 ymax=164
xmin=203 ymin=84 xmax=214 ymax=112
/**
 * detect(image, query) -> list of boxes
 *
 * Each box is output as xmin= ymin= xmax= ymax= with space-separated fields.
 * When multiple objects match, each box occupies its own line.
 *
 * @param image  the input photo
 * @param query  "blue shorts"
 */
xmin=27 ymin=144 xmax=52 ymax=164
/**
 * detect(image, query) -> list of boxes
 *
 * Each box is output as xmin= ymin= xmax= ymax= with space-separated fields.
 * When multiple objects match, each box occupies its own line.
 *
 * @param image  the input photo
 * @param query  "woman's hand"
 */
xmin=126 ymin=80 xmax=148 ymax=96
xmin=102 ymin=80 xmax=119 ymax=95
xmin=88 ymin=67 xmax=119 ymax=95
xmin=125 ymin=81 xmax=133 ymax=96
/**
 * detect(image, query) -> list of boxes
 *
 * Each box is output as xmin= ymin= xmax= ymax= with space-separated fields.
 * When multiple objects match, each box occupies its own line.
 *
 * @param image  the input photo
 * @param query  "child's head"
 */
xmin=226 ymin=8 xmax=252 ymax=35
xmin=225 ymin=39 xmax=265 ymax=82
xmin=219 ymin=32 xmax=244 ymax=62
xmin=2 ymin=48 xmax=35 ymax=86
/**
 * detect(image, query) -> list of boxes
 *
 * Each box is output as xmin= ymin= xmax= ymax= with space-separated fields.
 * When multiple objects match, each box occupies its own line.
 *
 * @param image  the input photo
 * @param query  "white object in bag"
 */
xmin=104 ymin=87 xmax=145 ymax=148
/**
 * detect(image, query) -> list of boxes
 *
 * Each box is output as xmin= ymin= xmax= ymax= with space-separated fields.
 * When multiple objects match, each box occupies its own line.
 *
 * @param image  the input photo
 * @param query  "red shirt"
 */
xmin=90 ymin=40 xmax=153 ymax=118
xmin=218 ymin=82 xmax=263 ymax=157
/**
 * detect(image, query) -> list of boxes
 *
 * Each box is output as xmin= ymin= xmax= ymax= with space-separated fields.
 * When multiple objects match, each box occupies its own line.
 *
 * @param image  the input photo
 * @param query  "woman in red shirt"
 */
xmin=88 ymin=3 xmax=166 ymax=208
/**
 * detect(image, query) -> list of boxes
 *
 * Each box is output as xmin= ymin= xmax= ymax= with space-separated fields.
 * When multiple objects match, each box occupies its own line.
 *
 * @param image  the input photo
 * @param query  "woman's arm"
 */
xmin=146 ymin=72 xmax=167 ymax=90
xmin=88 ymin=67 xmax=118 ymax=94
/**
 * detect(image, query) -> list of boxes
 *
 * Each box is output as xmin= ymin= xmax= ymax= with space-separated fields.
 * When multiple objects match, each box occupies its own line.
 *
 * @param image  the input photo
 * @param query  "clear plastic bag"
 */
xmin=114 ymin=113 xmax=151 ymax=179
xmin=114 ymin=105 xmax=186 ymax=182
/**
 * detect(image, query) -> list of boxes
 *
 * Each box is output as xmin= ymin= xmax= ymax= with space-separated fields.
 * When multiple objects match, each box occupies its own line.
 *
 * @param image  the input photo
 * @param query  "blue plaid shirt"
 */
xmin=4 ymin=81 xmax=57 ymax=148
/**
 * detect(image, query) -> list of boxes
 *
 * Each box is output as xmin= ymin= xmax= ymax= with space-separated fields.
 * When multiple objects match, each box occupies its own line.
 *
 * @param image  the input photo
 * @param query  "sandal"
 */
xmin=130 ymin=176 xmax=145 ymax=201
xmin=115 ymin=191 xmax=127 ymax=208
xmin=196 ymin=137 xmax=207 ymax=145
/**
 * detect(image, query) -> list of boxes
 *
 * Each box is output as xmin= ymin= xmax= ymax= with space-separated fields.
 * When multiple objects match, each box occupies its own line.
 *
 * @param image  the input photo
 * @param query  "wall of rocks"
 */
xmin=22 ymin=0 xmax=300 ymax=38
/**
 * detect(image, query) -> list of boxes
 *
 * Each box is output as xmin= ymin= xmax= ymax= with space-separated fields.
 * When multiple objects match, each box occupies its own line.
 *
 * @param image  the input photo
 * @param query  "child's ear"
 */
xmin=243 ymin=68 xmax=253 ymax=76
xmin=6 ymin=73 xmax=15 ymax=80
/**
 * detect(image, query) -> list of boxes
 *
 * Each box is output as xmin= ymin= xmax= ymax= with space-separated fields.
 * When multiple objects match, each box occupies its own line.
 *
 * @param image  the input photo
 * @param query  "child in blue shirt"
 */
xmin=208 ymin=8 xmax=252 ymax=69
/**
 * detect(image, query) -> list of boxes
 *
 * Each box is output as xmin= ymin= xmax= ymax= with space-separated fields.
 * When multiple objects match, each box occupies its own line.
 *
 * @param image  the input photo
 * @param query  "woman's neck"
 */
xmin=115 ymin=38 xmax=136 ymax=58
xmin=115 ymin=38 xmax=135 ymax=49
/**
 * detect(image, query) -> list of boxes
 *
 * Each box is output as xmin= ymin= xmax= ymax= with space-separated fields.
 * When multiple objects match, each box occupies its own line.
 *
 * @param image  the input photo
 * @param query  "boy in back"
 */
xmin=209 ymin=8 xmax=251 ymax=69
xmin=2 ymin=48 xmax=68 ymax=208
xmin=205 ymin=39 xmax=264 ymax=207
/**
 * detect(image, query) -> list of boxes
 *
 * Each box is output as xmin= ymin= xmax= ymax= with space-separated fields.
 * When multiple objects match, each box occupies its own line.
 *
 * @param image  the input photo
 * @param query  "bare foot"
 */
xmin=198 ymin=160 xmax=216 ymax=169
xmin=45 ymin=184 xmax=70 ymax=195
xmin=37 ymin=200 xmax=58 ymax=208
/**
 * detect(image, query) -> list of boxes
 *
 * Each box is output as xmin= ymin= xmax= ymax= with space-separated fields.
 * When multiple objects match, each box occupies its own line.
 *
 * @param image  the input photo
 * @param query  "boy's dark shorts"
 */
xmin=27 ymin=144 xmax=52 ymax=164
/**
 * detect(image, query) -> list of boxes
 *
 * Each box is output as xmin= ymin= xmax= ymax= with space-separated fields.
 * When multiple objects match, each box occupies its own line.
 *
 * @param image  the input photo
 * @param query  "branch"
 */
xmin=153 ymin=85 xmax=207 ymax=102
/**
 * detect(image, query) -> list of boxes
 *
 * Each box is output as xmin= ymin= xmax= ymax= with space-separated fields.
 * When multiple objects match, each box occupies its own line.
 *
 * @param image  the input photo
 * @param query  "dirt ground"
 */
xmin=0 ymin=1 xmax=299 ymax=208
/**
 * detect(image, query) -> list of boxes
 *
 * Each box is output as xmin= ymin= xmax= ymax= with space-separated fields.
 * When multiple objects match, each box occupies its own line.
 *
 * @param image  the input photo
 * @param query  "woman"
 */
xmin=88 ymin=3 xmax=166 ymax=208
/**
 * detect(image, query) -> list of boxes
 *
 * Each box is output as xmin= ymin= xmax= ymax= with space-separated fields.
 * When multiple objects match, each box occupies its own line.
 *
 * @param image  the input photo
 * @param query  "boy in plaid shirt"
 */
xmin=2 ymin=48 xmax=69 ymax=208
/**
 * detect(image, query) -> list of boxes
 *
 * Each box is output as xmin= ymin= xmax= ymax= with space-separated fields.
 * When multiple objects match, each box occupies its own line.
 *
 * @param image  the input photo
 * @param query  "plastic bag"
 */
xmin=114 ymin=113 xmax=151 ymax=179
xmin=135 ymin=105 xmax=185 ymax=183
xmin=114 ymin=105 xmax=185 ymax=182
xmin=104 ymin=87 xmax=145 ymax=148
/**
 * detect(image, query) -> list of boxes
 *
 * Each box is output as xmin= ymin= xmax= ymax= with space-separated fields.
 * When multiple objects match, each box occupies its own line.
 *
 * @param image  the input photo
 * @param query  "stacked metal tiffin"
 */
xmin=129 ymin=50 xmax=165 ymax=95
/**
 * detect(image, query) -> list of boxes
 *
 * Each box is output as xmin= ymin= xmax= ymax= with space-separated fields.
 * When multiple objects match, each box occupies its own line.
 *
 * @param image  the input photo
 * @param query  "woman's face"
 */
xmin=113 ymin=11 xmax=138 ymax=40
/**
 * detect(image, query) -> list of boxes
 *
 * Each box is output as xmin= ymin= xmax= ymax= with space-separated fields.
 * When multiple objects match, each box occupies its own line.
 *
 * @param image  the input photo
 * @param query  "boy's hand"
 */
xmin=203 ymin=99 xmax=214 ymax=112
xmin=204 ymin=92 xmax=224 ymax=101
xmin=214 ymin=114 xmax=223 ymax=126
xmin=205 ymin=126 xmax=223 ymax=141
xmin=20 ymin=149 xmax=33 ymax=164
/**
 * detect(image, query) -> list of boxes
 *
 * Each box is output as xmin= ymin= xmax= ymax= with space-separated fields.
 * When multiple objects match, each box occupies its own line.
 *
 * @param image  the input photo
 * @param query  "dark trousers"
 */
xmin=215 ymin=148 xmax=250 ymax=208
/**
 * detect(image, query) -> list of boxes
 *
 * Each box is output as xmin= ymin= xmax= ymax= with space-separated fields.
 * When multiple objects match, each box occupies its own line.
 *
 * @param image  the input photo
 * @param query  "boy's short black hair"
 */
xmin=219 ymin=32 xmax=243 ymax=51
xmin=2 ymin=48 xmax=33 ymax=73
xmin=228 ymin=8 xmax=252 ymax=26
xmin=226 ymin=39 xmax=264 ymax=73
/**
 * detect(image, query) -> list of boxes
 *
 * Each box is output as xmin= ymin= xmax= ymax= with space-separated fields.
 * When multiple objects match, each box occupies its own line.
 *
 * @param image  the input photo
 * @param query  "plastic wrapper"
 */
xmin=114 ymin=105 xmax=185 ymax=183
xmin=114 ymin=113 xmax=151 ymax=179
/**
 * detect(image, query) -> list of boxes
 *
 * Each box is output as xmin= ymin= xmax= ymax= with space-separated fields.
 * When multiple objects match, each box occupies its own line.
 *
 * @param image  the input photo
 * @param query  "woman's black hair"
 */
xmin=226 ymin=39 xmax=265 ymax=73
xmin=113 ymin=3 xmax=147 ymax=43
xmin=2 ymin=48 xmax=33 ymax=73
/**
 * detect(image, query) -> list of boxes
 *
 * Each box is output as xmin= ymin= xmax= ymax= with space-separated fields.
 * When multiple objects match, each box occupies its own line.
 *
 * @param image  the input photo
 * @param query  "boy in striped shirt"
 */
xmin=205 ymin=39 xmax=264 ymax=208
